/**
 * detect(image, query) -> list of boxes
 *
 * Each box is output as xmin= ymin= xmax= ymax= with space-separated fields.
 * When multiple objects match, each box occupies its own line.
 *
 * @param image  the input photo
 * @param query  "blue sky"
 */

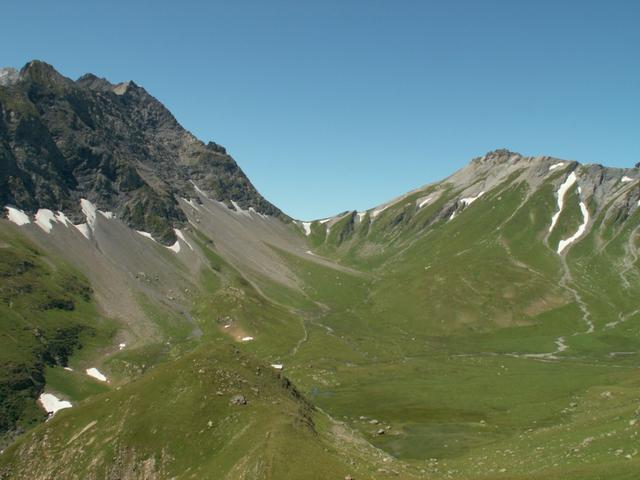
xmin=2 ymin=1 xmax=639 ymax=219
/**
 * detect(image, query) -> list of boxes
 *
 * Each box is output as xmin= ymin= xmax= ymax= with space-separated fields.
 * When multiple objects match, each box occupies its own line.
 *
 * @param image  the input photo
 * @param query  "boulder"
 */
xmin=230 ymin=394 xmax=247 ymax=406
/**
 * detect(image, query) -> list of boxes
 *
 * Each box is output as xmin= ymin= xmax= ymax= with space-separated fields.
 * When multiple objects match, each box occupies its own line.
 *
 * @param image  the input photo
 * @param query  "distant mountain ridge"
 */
xmin=0 ymin=60 xmax=287 ymax=244
xmin=298 ymin=149 xmax=640 ymax=256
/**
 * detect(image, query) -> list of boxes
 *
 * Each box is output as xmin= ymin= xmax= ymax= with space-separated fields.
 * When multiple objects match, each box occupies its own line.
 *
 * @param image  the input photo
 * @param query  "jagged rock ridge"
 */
xmin=0 ymin=60 xmax=287 ymax=244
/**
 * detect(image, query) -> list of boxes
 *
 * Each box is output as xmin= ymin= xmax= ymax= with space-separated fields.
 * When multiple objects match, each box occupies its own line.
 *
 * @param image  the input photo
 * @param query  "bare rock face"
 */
xmin=0 ymin=60 xmax=287 ymax=244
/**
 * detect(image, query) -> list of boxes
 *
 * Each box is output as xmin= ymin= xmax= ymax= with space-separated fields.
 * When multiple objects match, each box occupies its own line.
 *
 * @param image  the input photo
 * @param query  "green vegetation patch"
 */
xmin=0 ymin=232 xmax=112 ymax=445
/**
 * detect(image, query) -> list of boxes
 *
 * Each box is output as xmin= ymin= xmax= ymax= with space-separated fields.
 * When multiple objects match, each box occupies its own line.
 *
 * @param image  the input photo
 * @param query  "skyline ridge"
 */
xmin=2 ymin=0 xmax=638 ymax=219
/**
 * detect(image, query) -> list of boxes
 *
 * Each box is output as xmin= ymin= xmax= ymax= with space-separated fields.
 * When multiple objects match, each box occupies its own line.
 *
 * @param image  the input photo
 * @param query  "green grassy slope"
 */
xmin=0 ymin=229 xmax=114 ymax=447
xmin=264 ymin=169 xmax=640 ymax=479
xmin=0 ymin=341 xmax=404 ymax=480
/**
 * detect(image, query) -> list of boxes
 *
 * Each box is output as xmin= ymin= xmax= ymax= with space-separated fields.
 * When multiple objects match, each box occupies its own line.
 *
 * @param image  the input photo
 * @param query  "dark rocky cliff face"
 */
xmin=0 ymin=60 xmax=286 ymax=244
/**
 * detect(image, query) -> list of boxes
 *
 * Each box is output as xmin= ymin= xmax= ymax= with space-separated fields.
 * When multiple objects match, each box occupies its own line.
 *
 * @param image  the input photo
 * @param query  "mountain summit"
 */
xmin=0 ymin=60 xmax=286 ymax=244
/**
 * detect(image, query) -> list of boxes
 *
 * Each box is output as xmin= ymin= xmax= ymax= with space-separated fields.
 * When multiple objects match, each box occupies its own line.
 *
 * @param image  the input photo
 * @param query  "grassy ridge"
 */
xmin=0 ymin=342 xmax=399 ymax=479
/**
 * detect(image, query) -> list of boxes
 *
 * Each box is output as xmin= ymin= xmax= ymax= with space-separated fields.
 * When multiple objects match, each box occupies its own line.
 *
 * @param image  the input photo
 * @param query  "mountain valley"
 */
xmin=1 ymin=61 xmax=640 ymax=479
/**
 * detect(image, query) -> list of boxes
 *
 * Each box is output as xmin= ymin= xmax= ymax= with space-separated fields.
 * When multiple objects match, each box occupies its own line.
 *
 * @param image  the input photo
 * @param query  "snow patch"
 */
xmin=417 ymin=196 xmax=433 ymax=208
xmin=371 ymin=205 xmax=389 ymax=218
xmin=301 ymin=222 xmax=312 ymax=236
xmin=248 ymin=207 xmax=266 ymax=218
xmin=548 ymin=162 xmax=566 ymax=171
xmin=622 ymin=176 xmax=633 ymax=183
xmin=38 ymin=393 xmax=72 ymax=415
xmin=448 ymin=192 xmax=485 ymax=222
xmin=270 ymin=364 xmax=283 ymax=370
xmin=74 ymin=223 xmax=91 ymax=239
xmin=72 ymin=199 xmax=100 ymax=239
xmin=357 ymin=211 xmax=367 ymax=222
xmin=80 ymin=199 xmax=97 ymax=228
xmin=85 ymin=367 xmax=108 ymax=382
xmin=136 ymin=230 xmax=156 ymax=241
xmin=119 ymin=343 xmax=126 ymax=350
xmin=461 ymin=191 xmax=485 ymax=207
xmin=55 ymin=211 xmax=71 ymax=226
xmin=557 ymin=201 xmax=590 ymax=254
xmin=63 ymin=367 xmax=74 ymax=372
xmin=166 ymin=240 xmax=181 ymax=253
xmin=231 ymin=200 xmax=251 ymax=217
xmin=99 ymin=210 xmax=114 ymax=219
xmin=5 ymin=206 xmax=30 ymax=226
xmin=174 ymin=229 xmax=194 ymax=251
xmin=35 ymin=209 xmax=57 ymax=233
xmin=318 ymin=217 xmax=333 ymax=235
xmin=241 ymin=336 xmax=254 ymax=342
xmin=549 ymin=172 xmax=578 ymax=233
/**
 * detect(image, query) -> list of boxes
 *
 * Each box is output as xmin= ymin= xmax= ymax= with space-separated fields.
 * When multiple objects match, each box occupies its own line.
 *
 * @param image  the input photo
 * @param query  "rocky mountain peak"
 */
xmin=1 ymin=60 xmax=288 ymax=244
xmin=473 ymin=148 xmax=524 ymax=165
xmin=75 ymin=73 xmax=114 ymax=91
xmin=18 ymin=60 xmax=72 ymax=88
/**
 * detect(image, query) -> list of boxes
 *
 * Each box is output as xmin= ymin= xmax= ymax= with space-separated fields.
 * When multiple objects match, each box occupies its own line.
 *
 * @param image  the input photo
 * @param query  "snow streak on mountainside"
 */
xmin=299 ymin=149 xmax=640 ymax=260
